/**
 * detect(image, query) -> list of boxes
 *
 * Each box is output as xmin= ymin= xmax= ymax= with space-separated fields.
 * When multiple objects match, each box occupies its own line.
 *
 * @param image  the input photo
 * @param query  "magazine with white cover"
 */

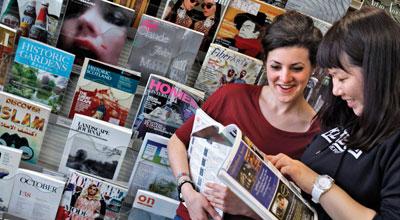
xmin=132 ymin=189 xmax=179 ymax=219
xmin=8 ymin=168 xmax=65 ymax=220
xmin=189 ymin=109 xmax=318 ymax=219
xmin=127 ymin=133 xmax=178 ymax=204
xmin=0 ymin=145 xmax=22 ymax=211
xmin=57 ymin=170 xmax=128 ymax=220
xmin=59 ymin=114 xmax=132 ymax=180
xmin=132 ymin=74 xmax=204 ymax=148
xmin=194 ymin=43 xmax=263 ymax=96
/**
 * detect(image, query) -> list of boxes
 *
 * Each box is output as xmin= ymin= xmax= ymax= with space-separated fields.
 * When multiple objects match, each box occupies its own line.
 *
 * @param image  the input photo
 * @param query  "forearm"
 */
xmin=167 ymin=134 xmax=190 ymax=178
xmin=320 ymin=184 xmax=376 ymax=220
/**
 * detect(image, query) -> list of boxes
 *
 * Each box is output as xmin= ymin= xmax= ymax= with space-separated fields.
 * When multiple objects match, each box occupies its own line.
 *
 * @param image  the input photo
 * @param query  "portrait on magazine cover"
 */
xmin=66 ymin=135 xmax=122 ymax=179
xmin=162 ymin=0 xmax=222 ymax=51
xmin=57 ymin=0 xmax=134 ymax=65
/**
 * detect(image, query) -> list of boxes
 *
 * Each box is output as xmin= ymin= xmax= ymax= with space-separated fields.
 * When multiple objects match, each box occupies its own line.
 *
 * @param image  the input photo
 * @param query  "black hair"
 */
xmin=165 ymin=0 xmax=195 ymax=23
xmin=262 ymin=10 xmax=322 ymax=66
xmin=317 ymin=7 xmax=400 ymax=150
xmin=233 ymin=12 xmax=267 ymax=31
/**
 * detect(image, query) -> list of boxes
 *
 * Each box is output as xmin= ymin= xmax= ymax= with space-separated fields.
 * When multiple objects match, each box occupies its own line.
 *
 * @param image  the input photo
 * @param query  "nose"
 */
xmin=77 ymin=13 xmax=101 ymax=37
xmin=280 ymin=68 xmax=293 ymax=83
xmin=331 ymin=80 xmax=343 ymax=96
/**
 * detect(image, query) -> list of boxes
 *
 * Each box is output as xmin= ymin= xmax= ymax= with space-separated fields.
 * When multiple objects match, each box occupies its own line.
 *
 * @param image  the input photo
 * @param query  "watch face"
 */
xmin=318 ymin=176 xmax=332 ymax=189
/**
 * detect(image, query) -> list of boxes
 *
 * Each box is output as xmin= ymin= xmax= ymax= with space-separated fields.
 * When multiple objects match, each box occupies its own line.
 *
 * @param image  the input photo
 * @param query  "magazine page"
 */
xmin=127 ymin=132 xmax=178 ymax=204
xmin=4 ymin=37 xmax=75 ymax=113
xmin=56 ymin=0 xmax=135 ymax=65
xmin=213 ymin=0 xmax=285 ymax=59
xmin=0 ymin=91 xmax=51 ymax=164
xmin=285 ymin=0 xmax=351 ymax=23
xmin=161 ymin=0 xmax=230 ymax=52
xmin=0 ymin=145 xmax=22 ymax=211
xmin=0 ymin=23 xmax=16 ymax=90
xmin=188 ymin=109 xmax=240 ymax=216
xmin=8 ymin=168 xmax=65 ymax=220
xmin=132 ymin=189 xmax=180 ymax=219
xmin=57 ymin=170 xmax=128 ymax=220
xmin=132 ymin=74 xmax=204 ymax=149
xmin=219 ymin=138 xmax=317 ymax=220
xmin=194 ymin=43 xmax=263 ymax=96
xmin=59 ymin=114 xmax=132 ymax=180
xmin=127 ymin=14 xmax=203 ymax=85
xmin=1 ymin=0 xmax=63 ymax=46
xmin=69 ymin=58 xmax=141 ymax=126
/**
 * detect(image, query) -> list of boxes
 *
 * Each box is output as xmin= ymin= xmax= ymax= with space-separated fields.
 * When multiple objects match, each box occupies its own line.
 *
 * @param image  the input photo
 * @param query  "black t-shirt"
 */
xmin=301 ymin=127 xmax=400 ymax=219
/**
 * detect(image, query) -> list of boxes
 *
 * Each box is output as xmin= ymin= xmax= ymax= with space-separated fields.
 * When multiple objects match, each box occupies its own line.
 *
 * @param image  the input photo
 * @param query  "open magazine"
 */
xmin=189 ymin=109 xmax=317 ymax=220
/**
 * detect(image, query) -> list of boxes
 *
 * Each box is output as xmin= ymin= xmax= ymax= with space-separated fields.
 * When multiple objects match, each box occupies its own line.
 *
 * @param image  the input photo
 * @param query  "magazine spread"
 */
xmin=4 ymin=37 xmax=75 ymax=113
xmin=189 ymin=109 xmax=318 ymax=219
xmin=56 ymin=0 xmax=135 ymax=65
xmin=0 ymin=91 xmax=51 ymax=164
xmin=213 ymin=0 xmax=285 ymax=58
xmin=0 ymin=0 xmax=64 ymax=46
xmin=59 ymin=114 xmax=132 ymax=180
xmin=0 ymin=145 xmax=22 ymax=211
xmin=57 ymin=170 xmax=128 ymax=220
xmin=127 ymin=133 xmax=178 ymax=204
xmin=194 ymin=43 xmax=263 ymax=96
xmin=8 ymin=168 xmax=65 ymax=220
xmin=161 ymin=0 xmax=230 ymax=52
xmin=132 ymin=74 xmax=204 ymax=148
xmin=132 ymin=189 xmax=180 ymax=219
xmin=0 ymin=23 xmax=16 ymax=90
xmin=127 ymin=14 xmax=204 ymax=85
xmin=69 ymin=58 xmax=141 ymax=126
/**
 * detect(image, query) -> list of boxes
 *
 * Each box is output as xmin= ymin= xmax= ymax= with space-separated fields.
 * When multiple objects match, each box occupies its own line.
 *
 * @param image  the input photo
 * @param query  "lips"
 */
xmin=276 ymin=84 xmax=296 ymax=94
xmin=70 ymin=38 xmax=100 ymax=64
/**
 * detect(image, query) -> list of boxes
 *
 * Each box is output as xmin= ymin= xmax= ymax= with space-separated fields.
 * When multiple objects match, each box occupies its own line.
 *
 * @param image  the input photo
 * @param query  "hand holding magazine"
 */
xmin=188 ymin=109 xmax=317 ymax=220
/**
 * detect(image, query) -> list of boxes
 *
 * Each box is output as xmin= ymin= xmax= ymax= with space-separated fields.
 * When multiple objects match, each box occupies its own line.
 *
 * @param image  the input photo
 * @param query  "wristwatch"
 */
xmin=311 ymin=174 xmax=334 ymax=203
xmin=177 ymin=179 xmax=196 ymax=202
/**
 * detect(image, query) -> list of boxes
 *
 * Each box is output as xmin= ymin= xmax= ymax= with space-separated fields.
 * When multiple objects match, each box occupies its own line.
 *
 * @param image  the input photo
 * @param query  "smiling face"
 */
xmin=265 ymin=46 xmax=313 ymax=103
xmin=328 ymin=55 xmax=364 ymax=116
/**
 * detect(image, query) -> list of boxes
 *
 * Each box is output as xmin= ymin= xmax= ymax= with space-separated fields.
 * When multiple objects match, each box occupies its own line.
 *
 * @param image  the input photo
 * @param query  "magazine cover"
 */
xmin=285 ymin=0 xmax=351 ymax=23
xmin=127 ymin=133 xmax=178 ymax=204
xmin=127 ymin=14 xmax=203 ymax=85
xmin=161 ymin=0 xmax=230 ymax=52
xmin=0 ymin=145 xmax=22 ymax=211
xmin=0 ymin=23 xmax=16 ymax=90
xmin=219 ymin=136 xmax=317 ymax=220
xmin=59 ymin=114 xmax=132 ymax=180
xmin=57 ymin=0 xmax=135 ymax=65
xmin=57 ymin=170 xmax=128 ymax=220
xmin=132 ymin=189 xmax=180 ymax=219
xmin=194 ymin=43 xmax=263 ymax=96
xmin=69 ymin=58 xmax=141 ymax=126
xmin=0 ymin=91 xmax=51 ymax=164
xmin=4 ymin=37 xmax=75 ymax=113
xmin=8 ymin=168 xmax=65 ymax=220
xmin=213 ymin=0 xmax=285 ymax=59
xmin=363 ymin=0 xmax=400 ymax=23
xmin=132 ymin=74 xmax=204 ymax=146
xmin=0 ymin=0 xmax=64 ymax=46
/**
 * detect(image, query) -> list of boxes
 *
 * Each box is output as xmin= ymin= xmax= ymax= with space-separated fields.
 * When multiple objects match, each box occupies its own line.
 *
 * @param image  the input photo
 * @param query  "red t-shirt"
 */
xmin=175 ymin=83 xmax=320 ymax=159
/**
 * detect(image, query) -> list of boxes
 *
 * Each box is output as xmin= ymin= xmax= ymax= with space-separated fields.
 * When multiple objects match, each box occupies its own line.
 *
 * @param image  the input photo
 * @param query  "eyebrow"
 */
xmin=269 ymin=60 xmax=305 ymax=65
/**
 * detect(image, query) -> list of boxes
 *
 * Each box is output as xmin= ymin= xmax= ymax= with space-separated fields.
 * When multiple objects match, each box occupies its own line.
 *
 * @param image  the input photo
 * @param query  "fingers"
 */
xmin=204 ymin=203 xmax=222 ymax=220
xmin=266 ymin=153 xmax=286 ymax=165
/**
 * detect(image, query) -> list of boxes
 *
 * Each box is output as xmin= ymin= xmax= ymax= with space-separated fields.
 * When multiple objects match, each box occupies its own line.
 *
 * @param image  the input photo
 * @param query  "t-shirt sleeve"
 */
xmin=372 ymin=135 xmax=400 ymax=219
xmin=174 ymin=86 xmax=227 ymax=147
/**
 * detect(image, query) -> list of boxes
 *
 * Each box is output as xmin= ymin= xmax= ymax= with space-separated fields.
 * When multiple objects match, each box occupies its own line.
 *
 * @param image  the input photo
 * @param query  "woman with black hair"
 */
xmin=268 ymin=7 xmax=400 ymax=219
xmin=163 ymin=0 xmax=200 ymax=28
xmin=193 ymin=0 xmax=221 ymax=51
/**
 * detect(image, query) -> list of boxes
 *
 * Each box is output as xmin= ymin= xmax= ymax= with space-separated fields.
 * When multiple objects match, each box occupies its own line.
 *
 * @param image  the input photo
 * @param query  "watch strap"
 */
xmin=177 ymin=179 xmax=195 ymax=202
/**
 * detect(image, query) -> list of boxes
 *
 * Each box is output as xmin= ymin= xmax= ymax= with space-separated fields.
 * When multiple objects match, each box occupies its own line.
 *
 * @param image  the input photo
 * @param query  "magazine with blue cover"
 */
xmin=4 ymin=37 xmax=75 ymax=113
